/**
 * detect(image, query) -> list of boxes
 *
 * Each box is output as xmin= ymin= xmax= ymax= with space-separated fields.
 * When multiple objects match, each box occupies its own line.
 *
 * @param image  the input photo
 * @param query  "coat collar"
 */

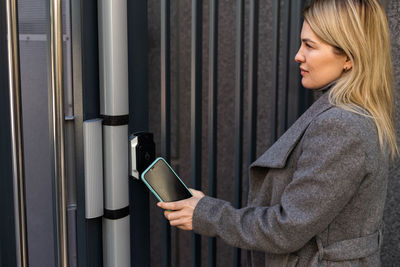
xmin=251 ymin=90 xmax=333 ymax=169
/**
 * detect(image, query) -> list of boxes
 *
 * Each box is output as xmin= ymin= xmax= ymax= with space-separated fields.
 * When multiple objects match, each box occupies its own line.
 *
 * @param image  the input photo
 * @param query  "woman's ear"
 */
xmin=344 ymin=56 xmax=352 ymax=71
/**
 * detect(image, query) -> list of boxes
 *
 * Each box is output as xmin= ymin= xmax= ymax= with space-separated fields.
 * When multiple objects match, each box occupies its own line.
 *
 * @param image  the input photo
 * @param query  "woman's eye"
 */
xmin=305 ymin=43 xmax=312 ymax=48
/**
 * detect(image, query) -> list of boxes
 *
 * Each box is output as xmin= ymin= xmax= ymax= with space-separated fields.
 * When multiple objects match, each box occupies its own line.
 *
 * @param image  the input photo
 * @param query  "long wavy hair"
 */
xmin=303 ymin=0 xmax=398 ymax=159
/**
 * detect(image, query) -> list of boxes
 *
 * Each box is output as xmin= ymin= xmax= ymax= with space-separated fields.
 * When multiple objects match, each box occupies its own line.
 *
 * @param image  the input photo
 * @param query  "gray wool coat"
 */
xmin=192 ymin=89 xmax=388 ymax=266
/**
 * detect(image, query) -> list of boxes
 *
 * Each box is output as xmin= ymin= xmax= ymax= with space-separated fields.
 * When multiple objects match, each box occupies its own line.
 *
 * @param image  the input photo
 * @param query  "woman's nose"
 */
xmin=294 ymin=47 xmax=305 ymax=63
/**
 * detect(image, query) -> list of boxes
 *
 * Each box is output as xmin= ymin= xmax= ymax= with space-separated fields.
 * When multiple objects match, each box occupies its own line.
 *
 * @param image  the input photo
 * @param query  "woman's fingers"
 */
xmin=157 ymin=201 xmax=176 ymax=210
xmin=157 ymin=190 xmax=205 ymax=212
xmin=163 ymin=207 xmax=194 ymax=230
xmin=164 ymin=209 xmax=185 ymax=221
xmin=169 ymin=217 xmax=191 ymax=227
xmin=188 ymin=188 xmax=205 ymax=198
xmin=157 ymin=198 xmax=188 ymax=210
xmin=164 ymin=207 xmax=193 ymax=220
xmin=169 ymin=216 xmax=193 ymax=230
xmin=157 ymin=191 xmax=205 ymax=232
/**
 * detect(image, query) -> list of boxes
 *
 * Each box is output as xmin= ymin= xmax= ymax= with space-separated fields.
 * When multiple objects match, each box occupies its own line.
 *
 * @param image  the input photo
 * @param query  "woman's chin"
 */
xmin=301 ymin=79 xmax=323 ymax=90
xmin=301 ymin=80 xmax=313 ymax=90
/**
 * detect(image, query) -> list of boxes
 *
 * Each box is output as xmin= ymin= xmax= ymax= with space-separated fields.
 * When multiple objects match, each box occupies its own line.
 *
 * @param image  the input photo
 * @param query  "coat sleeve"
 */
xmin=192 ymin=111 xmax=368 ymax=254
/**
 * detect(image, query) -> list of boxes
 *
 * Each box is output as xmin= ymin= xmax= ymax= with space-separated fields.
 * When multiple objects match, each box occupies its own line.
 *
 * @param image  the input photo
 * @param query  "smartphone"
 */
xmin=141 ymin=157 xmax=193 ymax=202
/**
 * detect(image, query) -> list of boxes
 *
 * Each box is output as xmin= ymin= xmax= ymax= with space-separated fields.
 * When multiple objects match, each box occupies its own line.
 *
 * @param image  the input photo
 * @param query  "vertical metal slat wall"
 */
xmin=191 ymin=0 xmax=203 ymax=267
xmin=161 ymin=1 xmax=172 ymax=267
xmin=207 ymin=0 xmax=218 ymax=266
xmin=154 ymin=0 xmax=308 ymax=266
xmin=270 ymin=0 xmax=280 ymax=144
xmin=233 ymin=0 xmax=244 ymax=266
xmin=247 ymin=0 xmax=259 ymax=200
xmin=279 ymin=0 xmax=291 ymax=136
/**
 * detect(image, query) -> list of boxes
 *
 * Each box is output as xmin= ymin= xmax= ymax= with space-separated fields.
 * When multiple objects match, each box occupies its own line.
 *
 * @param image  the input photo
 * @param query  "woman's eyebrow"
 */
xmin=301 ymin=38 xmax=317 ymax=44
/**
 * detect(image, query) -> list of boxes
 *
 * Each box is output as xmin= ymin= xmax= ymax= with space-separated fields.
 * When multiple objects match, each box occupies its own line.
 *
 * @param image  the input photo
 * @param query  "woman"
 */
xmin=158 ymin=0 xmax=398 ymax=265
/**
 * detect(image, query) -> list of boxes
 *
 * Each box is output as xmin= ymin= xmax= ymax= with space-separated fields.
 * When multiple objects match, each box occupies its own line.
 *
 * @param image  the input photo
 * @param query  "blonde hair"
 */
xmin=304 ymin=0 xmax=398 ymax=159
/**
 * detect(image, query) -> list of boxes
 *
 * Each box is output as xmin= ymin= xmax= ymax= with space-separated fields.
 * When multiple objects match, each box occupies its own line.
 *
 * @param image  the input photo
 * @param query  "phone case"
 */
xmin=141 ymin=157 xmax=193 ymax=202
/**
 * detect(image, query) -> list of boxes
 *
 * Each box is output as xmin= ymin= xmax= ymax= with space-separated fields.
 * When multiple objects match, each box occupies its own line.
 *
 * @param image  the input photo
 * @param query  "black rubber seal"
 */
xmin=101 ymin=114 xmax=129 ymax=126
xmin=104 ymin=206 xmax=130 ymax=220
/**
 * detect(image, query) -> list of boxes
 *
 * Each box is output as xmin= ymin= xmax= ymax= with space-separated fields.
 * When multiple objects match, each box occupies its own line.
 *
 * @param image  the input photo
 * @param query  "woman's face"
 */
xmin=295 ymin=21 xmax=352 ymax=89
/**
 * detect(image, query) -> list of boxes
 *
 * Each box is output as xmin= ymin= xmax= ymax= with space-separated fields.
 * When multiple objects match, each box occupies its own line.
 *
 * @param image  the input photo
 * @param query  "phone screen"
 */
xmin=142 ymin=159 xmax=192 ymax=202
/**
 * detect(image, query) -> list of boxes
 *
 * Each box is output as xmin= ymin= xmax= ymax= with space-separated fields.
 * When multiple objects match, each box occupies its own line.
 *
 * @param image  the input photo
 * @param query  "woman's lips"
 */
xmin=300 ymin=68 xmax=308 ymax=75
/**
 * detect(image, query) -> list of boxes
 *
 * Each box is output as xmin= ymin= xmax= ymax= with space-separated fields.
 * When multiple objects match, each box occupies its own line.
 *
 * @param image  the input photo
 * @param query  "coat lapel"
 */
xmin=251 ymin=91 xmax=333 ymax=169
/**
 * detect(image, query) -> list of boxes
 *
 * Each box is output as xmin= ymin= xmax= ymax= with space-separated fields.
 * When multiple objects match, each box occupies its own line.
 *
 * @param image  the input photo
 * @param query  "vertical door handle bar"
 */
xmin=49 ymin=0 xmax=69 ymax=266
xmin=6 ymin=0 xmax=29 ymax=266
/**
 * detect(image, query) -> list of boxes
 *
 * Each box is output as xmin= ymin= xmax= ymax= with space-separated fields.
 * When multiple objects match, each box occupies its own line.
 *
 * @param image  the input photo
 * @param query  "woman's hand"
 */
xmin=157 ymin=188 xmax=205 ymax=231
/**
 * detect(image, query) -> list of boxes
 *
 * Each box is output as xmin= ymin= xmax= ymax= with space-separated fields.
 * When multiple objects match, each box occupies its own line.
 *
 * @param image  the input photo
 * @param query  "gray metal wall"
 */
xmin=148 ymin=0 xmax=304 ymax=266
xmin=147 ymin=0 xmax=400 ymax=266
